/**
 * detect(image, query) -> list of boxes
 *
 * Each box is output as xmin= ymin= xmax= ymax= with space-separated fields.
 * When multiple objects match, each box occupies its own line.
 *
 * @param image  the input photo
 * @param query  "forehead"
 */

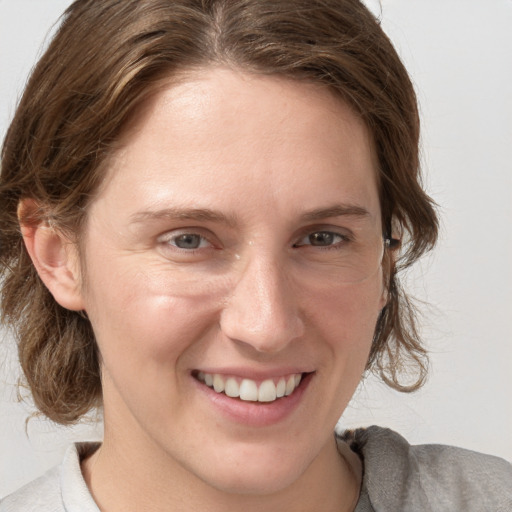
xmin=91 ymin=67 xmax=380 ymax=226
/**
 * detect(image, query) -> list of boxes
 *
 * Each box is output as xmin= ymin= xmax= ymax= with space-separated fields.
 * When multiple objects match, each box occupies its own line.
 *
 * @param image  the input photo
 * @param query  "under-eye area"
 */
xmin=193 ymin=371 xmax=311 ymax=403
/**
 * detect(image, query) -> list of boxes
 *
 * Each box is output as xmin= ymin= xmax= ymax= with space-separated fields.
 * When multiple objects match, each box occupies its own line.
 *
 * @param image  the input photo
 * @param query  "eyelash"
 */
xmin=293 ymin=230 xmax=351 ymax=250
xmin=158 ymin=230 xmax=217 ymax=254
xmin=158 ymin=228 xmax=352 ymax=254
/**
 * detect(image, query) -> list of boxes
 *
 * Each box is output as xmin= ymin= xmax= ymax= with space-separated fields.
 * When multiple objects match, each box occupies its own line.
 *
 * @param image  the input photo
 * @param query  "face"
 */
xmin=77 ymin=68 xmax=386 ymax=494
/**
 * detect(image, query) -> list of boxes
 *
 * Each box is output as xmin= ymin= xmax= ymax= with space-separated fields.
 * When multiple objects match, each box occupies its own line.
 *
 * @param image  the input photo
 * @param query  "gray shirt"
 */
xmin=2 ymin=426 xmax=511 ymax=511
xmin=346 ymin=426 xmax=512 ymax=511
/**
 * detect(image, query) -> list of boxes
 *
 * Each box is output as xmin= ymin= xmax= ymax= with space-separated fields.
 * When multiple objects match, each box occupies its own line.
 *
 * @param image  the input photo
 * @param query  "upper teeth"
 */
xmin=197 ymin=372 xmax=302 ymax=402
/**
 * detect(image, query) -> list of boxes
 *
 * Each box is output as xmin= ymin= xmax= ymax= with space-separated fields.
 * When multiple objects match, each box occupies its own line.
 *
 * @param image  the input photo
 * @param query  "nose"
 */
xmin=220 ymin=254 xmax=305 ymax=353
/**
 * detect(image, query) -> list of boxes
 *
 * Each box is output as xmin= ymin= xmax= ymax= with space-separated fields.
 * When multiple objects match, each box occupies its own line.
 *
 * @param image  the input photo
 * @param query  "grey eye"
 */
xmin=294 ymin=230 xmax=347 ymax=248
xmin=308 ymin=231 xmax=337 ymax=246
xmin=173 ymin=234 xmax=203 ymax=249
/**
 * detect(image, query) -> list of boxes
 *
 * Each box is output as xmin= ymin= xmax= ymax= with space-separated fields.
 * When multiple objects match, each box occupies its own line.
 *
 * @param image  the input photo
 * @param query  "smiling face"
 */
xmin=76 ymin=68 xmax=387 ymax=497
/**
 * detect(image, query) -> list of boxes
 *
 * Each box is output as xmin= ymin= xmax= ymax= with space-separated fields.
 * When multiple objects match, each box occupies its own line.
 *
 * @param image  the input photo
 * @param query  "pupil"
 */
xmin=176 ymin=234 xmax=200 ymax=249
xmin=310 ymin=232 xmax=333 ymax=246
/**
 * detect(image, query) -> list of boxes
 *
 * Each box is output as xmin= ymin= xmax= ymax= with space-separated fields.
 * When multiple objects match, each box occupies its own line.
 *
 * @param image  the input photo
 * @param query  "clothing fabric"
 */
xmin=343 ymin=427 xmax=512 ymax=511
xmin=1 ymin=426 xmax=511 ymax=511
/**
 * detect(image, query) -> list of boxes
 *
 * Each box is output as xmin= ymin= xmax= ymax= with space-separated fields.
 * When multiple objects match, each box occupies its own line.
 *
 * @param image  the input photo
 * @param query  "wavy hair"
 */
xmin=0 ymin=0 xmax=438 ymax=424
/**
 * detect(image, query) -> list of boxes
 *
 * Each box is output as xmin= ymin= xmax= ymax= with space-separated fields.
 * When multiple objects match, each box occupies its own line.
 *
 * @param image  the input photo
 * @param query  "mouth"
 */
xmin=193 ymin=371 xmax=306 ymax=403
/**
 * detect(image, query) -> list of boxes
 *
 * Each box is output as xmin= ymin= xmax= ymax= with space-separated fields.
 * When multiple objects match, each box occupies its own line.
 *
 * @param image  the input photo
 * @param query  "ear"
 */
xmin=380 ymin=237 xmax=399 ymax=309
xmin=18 ymin=200 xmax=85 ymax=311
xmin=379 ymin=280 xmax=389 ymax=311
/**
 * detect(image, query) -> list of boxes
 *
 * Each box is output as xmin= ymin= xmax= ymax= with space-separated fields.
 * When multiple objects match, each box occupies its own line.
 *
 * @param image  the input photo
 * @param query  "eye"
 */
xmin=293 ymin=230 xmax=349 ymax=248
xmin=171 ymin=233 xmax=209 ymax=249
xmin=159 ymin=231 xmax=213 ymax=251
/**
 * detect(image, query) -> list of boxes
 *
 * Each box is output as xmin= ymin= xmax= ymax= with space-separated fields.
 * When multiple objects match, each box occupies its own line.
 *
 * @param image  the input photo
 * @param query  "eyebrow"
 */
xmin=129 ymin=207 xmax=238 ymax=227
xmin=300 ymin=204 xmax=371 ymax=222
xmin=129 ymin=203 xmax=370 ymax=227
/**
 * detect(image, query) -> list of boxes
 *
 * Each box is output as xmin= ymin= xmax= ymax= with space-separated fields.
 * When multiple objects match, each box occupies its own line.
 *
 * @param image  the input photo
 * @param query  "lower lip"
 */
xmin=193 ymin=373 xmax=313 ymax=427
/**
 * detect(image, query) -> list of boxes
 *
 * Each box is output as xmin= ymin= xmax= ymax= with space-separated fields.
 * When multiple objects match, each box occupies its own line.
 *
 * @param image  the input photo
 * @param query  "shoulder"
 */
xmin=339 ymin=426 xmax=512 ymax=512
xmin=0 ymin=443 xmax=100 ymax=512
xmin=0 ymin=466 xmax=62 ymax=512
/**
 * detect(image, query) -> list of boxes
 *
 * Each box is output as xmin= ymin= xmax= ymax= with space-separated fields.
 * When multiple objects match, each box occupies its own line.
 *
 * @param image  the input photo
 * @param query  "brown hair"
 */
xmin=0 ymin=0 xmax=438 ymax=424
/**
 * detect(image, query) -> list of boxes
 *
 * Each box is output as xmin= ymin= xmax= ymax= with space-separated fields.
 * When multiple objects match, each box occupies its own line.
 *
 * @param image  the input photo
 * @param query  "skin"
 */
xmin=23 ymin=68 xmax=387 ymax=511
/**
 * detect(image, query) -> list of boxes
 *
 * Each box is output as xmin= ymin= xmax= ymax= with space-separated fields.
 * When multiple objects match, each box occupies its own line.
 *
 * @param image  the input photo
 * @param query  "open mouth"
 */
xmin=193 ymin=371 xmax=307 ymax=403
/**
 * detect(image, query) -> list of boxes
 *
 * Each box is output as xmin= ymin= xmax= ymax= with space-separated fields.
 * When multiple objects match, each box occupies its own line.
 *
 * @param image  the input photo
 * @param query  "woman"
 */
xmin=0 ymin=0 xmax=510 ymax=510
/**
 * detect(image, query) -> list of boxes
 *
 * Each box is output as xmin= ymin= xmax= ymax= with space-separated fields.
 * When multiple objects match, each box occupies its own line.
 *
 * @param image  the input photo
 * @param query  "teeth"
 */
xmin=213 ymin=374 xmax=225 ymax=393
xmin=276 ymin=378 xmax=286 ymax=398
xmin=285 ymin=375 xmax=295 ymax=396
xmin=197 ymin=372 xmax=304 ymax=403
xmin=239 ymin=379 xmax=258 ymax=401
xmin=224 ymin=377 xmax=239 ymax=398
xmin=258 ymin=379 xmax=277 ymax=402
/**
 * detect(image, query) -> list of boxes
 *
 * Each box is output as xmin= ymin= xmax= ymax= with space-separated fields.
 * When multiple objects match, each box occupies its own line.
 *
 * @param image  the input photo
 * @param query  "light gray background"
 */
xmin=1 ymin=0 xmax=511 ymax=498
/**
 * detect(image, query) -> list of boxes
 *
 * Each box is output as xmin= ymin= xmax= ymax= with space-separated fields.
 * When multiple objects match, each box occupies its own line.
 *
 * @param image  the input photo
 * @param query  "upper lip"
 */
xmin=192 ymin=367 xmax=314 ymax=380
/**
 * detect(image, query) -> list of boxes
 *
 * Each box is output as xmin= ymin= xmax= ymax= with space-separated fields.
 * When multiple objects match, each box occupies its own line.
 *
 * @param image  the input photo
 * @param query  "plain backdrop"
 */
xmin=1 ymin=0 xmax=511 ymax=498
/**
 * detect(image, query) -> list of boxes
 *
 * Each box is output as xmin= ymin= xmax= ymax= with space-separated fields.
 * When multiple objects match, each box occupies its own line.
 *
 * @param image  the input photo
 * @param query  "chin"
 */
xmin=205 ymin=464 xmax=305 ymax=496
xmin=189 ymin=444 xmax=311 ymax=496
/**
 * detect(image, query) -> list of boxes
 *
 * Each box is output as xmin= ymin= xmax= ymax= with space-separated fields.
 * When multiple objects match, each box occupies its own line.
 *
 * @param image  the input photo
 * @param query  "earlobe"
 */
xmin=19 ymin=201 xmax=85 ymax=312
xmin=378 ymin=283 xmax=389 ymax=311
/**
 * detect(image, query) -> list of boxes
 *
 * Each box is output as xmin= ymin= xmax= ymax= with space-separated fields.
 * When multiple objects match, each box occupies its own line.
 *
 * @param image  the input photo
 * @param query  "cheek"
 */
xmin=81 ymin=254 xmax=235 ymax=367
xmin=81 ymin=269 xmax=221 ymax=421
xmin=301 ymin=273 xmax=384 ymax=400
xmin=296 ymin=276 xmax=384 ymax=426
xmin=301 ymin=270 xmax=385 ymax=342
